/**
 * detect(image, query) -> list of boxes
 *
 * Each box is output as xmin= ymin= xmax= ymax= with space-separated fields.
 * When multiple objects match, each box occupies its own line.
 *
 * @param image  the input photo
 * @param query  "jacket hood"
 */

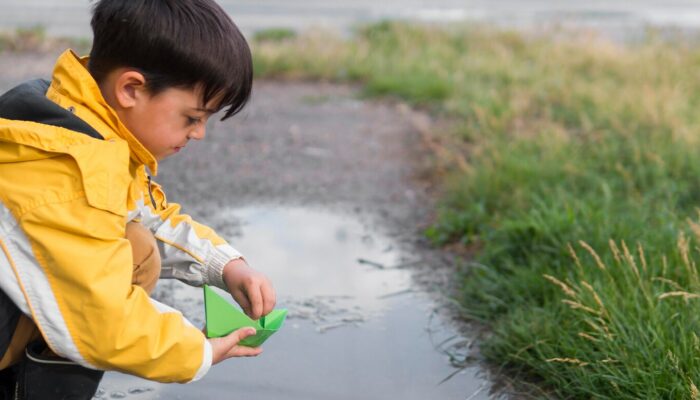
xmin=45 ymin=50 xmax=158 ymax=174
xmin=0 ymin=79 xmax=103 ymax=140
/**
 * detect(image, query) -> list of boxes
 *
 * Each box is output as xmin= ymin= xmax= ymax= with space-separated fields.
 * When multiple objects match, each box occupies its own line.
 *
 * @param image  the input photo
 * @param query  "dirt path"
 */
xmin=160 ymin=81 xmax=437 ymax=242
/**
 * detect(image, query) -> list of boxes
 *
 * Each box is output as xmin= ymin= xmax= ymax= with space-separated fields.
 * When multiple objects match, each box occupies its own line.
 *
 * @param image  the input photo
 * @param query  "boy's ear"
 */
xmin=112 ymin=70 xmax=148 ymax=110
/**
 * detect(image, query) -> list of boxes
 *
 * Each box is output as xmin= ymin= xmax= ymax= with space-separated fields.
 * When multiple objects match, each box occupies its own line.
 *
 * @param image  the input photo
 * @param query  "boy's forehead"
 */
xmin=159 ymin=87 xmax=217 ymax=112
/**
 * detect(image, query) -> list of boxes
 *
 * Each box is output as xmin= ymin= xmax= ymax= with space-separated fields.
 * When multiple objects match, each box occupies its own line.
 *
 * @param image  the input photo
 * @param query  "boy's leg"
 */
xmin=0 ymin=316 xmax=39 ymax=397
xmin=14 ymin=341 xmax=105 ymax=400
xmin=125 ymin=221 xmax=162 ymax=294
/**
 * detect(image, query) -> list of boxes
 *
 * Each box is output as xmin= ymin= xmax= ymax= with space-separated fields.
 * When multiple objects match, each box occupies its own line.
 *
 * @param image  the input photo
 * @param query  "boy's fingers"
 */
xmin=261 ymin=283 xmax=276 ymax=316
xmin=210 ymin=328 xmax=260 ymax=364
xmin=247 ymin=286 xmax=263 ymax=320
xmin=224 ymin=327 xmax=256 ymax=347
xmin=233 ymin=290 xmax=252 ymax=317
xmin=228 ymin=346 xmax=263 ymax=358
xmin=224 ymin=328 xmax=261 ymax=358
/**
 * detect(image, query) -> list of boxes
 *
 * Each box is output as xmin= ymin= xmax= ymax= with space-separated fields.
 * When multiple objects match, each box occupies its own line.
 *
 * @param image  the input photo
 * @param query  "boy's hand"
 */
xmin=222 ymin=259 xmax=276 ymax=320
xmin=209 ymin=327 xmax=262 ymax=364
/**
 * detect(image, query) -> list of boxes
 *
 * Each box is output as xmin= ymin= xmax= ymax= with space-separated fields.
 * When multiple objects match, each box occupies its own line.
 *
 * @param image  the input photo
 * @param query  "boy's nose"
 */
xmin=189 ymin=126 xmax=206 ymax=140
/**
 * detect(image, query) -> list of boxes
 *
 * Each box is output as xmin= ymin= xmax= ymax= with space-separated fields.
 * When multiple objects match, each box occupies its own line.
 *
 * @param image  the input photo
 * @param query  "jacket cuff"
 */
xmin=189 ymin=339 xmax=213 ymax=382
xmin=204 ymin=244 xmax=242 ymax=291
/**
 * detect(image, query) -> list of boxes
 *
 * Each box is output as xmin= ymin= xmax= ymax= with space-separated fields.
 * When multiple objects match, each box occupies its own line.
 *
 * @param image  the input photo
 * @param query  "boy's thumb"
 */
xmin=229 ymin=327 xmax=256 ymax=344
xmin=242 ymin=327 xmax=257 ymax=337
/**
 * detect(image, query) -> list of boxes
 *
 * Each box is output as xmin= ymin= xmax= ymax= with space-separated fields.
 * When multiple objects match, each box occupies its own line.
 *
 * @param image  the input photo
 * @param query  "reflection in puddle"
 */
xmin=98 ymin=207 xmax=493 ymax=400
xmin=212 ymin=207 xmax=415 ymax=332
xmin=213 ymin=207 xmax=410 ymax=303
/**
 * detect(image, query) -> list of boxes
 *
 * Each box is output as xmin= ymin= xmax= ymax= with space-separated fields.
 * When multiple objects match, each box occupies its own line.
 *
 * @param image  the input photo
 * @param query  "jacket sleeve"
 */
xmin=4 ymin=197 xmax=212 ymax=383
xmin=138 ymin=177 xmax=242 ymax=290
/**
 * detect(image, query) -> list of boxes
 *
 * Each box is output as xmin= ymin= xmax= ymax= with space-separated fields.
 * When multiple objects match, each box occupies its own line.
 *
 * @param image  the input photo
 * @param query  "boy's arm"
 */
xmin=138 ymin=178 xmax=240 ymax=290
xmin=140 ymin=177 xmax=275 ymax=319
xmin=141 ymin=178 xmax=276 ymax=319
xmin=3 ymin=198 xmax=211 ymax=383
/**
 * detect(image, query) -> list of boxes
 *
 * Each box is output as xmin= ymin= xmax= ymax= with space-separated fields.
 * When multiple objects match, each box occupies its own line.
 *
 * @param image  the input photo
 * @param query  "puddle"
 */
xmin=97 ymin=207 xmax=493 ymax=399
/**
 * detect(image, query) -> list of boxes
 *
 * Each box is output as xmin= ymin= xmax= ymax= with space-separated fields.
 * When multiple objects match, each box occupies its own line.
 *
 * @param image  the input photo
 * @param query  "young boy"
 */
xmin=0 ymin=0 xmax=275 ymax=398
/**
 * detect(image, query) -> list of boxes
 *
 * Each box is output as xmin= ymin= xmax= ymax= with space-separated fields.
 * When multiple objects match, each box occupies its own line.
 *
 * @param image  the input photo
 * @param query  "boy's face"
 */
xmin=118 ymin=85 xmax=217 ymax=161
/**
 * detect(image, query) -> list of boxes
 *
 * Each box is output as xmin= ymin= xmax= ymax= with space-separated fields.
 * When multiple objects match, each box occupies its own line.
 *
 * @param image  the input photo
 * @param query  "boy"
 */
xmin=0 ymin=0 xmax=276 ymax=398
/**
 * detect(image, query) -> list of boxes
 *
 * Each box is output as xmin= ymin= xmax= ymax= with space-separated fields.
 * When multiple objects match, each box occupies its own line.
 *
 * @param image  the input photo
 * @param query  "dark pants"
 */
xmin=0 ymin=341 xmax=104 ymax=400
xmin=0 ymin=366 xmax=16 ymax=399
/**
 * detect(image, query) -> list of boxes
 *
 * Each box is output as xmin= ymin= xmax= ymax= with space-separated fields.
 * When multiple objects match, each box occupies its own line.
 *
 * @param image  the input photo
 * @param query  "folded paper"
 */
xmin=203 ymin=285 xmax=287 ymax=347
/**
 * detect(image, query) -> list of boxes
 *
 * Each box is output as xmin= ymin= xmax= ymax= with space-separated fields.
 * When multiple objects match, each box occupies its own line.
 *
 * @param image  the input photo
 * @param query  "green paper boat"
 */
xmin=203 ymin=285 xmax=287 ymax=347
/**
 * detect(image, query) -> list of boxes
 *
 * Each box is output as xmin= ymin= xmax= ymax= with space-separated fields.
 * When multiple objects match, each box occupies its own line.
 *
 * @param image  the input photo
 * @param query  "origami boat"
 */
xmin=203 ymin=285 xmax=287 ymax=347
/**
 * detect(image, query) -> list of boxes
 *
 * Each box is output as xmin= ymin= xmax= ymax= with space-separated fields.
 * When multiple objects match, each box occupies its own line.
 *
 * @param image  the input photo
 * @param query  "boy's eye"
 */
xmin=185 ymin=116 xmax=202 ymax=126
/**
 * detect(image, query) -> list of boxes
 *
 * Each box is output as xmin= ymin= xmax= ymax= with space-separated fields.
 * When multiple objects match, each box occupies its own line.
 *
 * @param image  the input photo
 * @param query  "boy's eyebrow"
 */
xmin=191 ymin=107 xmax=217 ymax=114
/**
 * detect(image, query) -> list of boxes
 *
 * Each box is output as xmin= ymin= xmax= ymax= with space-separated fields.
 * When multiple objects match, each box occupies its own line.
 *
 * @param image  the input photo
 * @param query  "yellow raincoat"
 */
xmin=0 ymin=50 xmax=243 ymax=383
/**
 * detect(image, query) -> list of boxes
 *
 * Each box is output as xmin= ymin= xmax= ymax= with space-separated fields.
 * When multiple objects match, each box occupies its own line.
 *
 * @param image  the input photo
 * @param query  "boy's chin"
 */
xmin=156 ymin=148 xmax=182 ymax=160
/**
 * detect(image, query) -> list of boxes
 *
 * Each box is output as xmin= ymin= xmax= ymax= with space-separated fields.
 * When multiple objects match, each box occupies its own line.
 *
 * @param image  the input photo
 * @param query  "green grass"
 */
xmin=253 ymin=28 xmax=297 ymax=43
xmin=253 ymin=22 xmax=700 ymax=398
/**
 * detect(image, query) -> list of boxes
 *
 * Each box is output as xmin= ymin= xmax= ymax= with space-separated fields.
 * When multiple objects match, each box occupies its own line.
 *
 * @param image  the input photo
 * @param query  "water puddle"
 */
xmin=97 ymin=207 xmax=492 ymax=399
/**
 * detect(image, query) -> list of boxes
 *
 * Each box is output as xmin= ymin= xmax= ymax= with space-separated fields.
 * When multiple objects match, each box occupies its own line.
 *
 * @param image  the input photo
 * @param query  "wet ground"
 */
xmin=0 ymin=50 xmax=494 ymax=399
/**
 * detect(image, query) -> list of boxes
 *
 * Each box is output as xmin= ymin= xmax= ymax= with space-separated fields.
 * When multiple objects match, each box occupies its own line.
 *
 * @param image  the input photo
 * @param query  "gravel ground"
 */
xmin=160 ymin=81 xmax=439 ymax=239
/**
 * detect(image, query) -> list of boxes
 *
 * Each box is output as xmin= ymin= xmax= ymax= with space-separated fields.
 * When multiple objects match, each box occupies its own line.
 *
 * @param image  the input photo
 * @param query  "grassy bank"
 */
xmin=253 ymin=23 xmax=700 ymax=398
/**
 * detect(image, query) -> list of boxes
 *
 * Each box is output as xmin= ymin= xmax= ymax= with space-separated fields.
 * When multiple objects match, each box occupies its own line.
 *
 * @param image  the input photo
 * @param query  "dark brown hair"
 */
xmin=89 ymin=0 xmax=252 ymax=120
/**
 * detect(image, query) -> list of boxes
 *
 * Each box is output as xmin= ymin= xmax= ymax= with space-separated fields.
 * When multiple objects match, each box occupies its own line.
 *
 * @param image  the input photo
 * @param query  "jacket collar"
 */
xmin=46 ymin=50 xmax=158 ymax=175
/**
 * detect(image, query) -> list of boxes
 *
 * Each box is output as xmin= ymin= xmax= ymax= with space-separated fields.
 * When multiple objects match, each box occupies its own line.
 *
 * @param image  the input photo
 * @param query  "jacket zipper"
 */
xmin=147 ymin=175 xmax=158 ymax=210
